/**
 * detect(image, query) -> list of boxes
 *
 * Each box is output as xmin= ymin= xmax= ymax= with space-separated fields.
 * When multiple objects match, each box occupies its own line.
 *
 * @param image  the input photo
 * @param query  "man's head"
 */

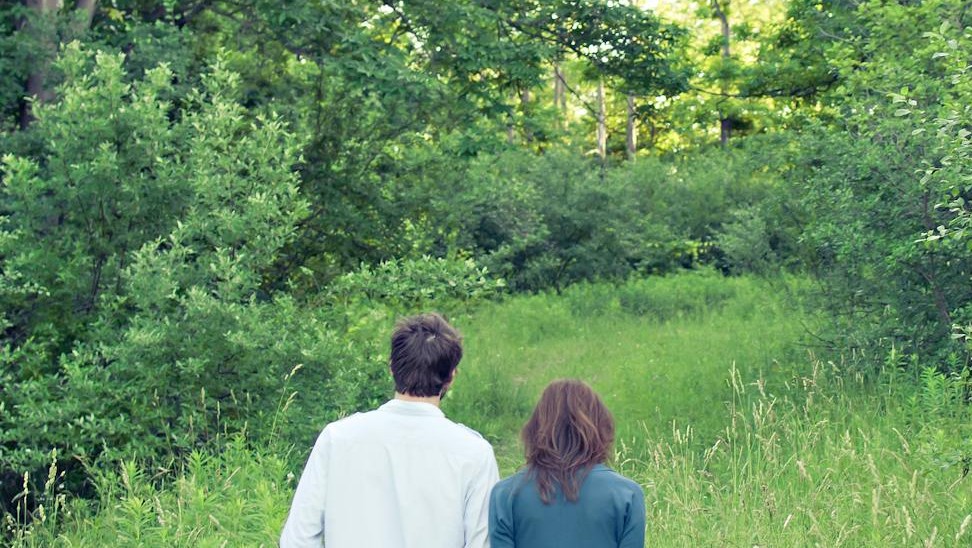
xmin=390 ymin=313 xmax=463 ymax=397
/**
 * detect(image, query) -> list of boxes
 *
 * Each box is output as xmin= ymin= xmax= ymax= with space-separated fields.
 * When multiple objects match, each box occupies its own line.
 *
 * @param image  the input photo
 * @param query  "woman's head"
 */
xmin=521 ymin=379 xmax=615 ymax=503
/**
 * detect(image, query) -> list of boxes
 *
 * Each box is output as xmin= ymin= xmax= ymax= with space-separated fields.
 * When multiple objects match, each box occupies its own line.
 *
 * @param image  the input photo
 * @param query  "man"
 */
xmin=280 ymin=312 xmax=499 ymax=548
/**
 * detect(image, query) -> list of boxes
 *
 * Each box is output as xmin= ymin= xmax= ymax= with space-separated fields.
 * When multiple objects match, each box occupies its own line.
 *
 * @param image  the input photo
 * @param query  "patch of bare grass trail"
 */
xmin=447 ymin=273 xmax=809 ymax=464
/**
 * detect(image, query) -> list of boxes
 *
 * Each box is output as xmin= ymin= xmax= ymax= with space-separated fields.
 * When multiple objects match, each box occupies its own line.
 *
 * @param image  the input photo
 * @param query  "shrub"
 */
xmin=325 ymin=256 xmax=505 ymax=314
xmin=716 ymin=207 xmax=778 ymax=275
xmin=448 ymin=149 xmax=775 ymax=291
xmin=0 ymin=45 xmax=353 ymax=511
xmin=789 ymin=7 xmax=972 ymax=365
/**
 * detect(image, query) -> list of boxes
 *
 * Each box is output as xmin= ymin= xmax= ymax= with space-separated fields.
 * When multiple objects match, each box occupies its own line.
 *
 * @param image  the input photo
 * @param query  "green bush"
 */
xmin=465 ymin=149 xmax=658 ymax=291
xmin=432 ymin=147 xmax=791 ymax=292
xmin=325 ymin=256 xmax=505 ymax=314
xmin=724 ymin=195 xmax=803 ymax=277
xmin=792 ymin=122 xmax=969 ymax=359
xmin=786 ymin=4 xmax=972 ymax=365
xmin=0 ymin=45 xmax=356 ymax=510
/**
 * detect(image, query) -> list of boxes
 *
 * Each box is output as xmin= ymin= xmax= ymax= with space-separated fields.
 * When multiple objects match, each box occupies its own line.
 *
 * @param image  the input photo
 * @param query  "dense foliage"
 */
xmin=1 ymin=44 xmax=314 ymax=489
xmin=783 ymin=1 xmax=972 ymax=362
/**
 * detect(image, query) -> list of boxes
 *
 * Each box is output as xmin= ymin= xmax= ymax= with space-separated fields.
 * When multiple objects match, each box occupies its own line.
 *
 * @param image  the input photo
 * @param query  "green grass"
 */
xmin=7 ymin=273 xmax=971 ymax=547
xmin=445 ymin=271 xmax=812 ymax=470
xmin=616 ymin=361 xmax=972 ymax=546
xmin=4 ymin=438 xmax=291 ymax=547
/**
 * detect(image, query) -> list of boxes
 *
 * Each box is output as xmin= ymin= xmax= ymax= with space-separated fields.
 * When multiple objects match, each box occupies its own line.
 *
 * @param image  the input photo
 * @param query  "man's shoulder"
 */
xmin=445 ymin=418 xmax=496 ymax=450
xmin=452 ymin=421 xmax=486 ymax=442
xmin=321 ymin=411 xmax=358 ymax=428
xmin=313 ymin=409 xmax=377 ymax=442
xmin=322 ymin=409 xmax=491 ymax=450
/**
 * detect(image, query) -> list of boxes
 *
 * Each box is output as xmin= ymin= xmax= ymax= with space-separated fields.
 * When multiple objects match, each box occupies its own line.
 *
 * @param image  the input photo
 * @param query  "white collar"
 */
xmin=379 ymin=399 xmax=445 ymax=418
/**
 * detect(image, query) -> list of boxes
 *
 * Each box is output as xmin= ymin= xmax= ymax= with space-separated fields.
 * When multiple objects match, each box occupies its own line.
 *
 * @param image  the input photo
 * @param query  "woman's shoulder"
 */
xmin=588 ymin=465 xmax=643 ymax=494
xmin=492 ymin=469 xmax=530 ymax=496
xmin=492 ymin=469 xmax=543 ymax=511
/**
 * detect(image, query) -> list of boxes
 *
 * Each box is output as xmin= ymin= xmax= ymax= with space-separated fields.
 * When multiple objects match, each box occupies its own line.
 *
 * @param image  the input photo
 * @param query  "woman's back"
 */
xmin=489 ymin=464 xmax=645 ymax=548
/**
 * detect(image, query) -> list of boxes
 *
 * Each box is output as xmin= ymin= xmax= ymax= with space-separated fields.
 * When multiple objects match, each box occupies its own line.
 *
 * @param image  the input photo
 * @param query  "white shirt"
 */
xmin=280 ymin=399 xmax=499 ymax=548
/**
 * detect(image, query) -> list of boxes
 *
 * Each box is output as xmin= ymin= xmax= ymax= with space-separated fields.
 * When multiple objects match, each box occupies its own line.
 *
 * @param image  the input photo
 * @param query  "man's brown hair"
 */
xmin=389 ymin=313 xmax=463 ymax=397
xmin=522 ymin=379 xmax=615 ymax=504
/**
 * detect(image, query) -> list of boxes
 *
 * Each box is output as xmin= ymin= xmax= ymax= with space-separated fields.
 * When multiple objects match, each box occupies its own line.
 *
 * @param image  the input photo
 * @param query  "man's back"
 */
xmin=280 ymin=399 xmax=499 ymax=548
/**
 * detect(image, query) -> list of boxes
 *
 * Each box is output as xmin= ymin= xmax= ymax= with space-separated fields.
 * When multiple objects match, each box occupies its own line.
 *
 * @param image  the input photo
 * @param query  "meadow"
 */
xmin=7 ymin=272 xmax=970 ymax=547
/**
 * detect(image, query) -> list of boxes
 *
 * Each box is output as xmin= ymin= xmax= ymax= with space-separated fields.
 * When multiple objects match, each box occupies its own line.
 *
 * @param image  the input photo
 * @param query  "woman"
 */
xmin=489 ymin=379 xmax=646 ymax=548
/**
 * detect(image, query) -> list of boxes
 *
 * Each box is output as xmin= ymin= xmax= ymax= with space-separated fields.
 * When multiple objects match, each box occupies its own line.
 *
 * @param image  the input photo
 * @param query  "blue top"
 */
xmin=488 ymin=464 xmax=646 ymax=548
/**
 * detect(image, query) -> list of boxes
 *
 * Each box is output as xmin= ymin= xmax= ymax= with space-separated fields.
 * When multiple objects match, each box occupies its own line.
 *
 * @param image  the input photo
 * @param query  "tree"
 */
xmin=647 ymin=0 xmax=790 ymax=148
xmin=1 ymin=46 xmax=314 ymax=502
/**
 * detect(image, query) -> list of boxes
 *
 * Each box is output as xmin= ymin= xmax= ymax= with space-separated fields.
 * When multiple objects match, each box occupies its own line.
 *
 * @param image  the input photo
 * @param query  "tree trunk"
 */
xmin=596 ymin=79 xmax=606 ymax=159
xmin=626 ymin=95 xmax=637 ymax=160
xmin=712 ymin=0 xmax=731 ymax=147
xmin=20 ymin=0 xmax=95 ymax=129
xmin=73 ymin=0 xmax=96 ymax=33
xmin=20 ymin=0 xmax=61 ymax=128
xmin=507 ymin=91 xmax=516 ymax=144
xmin=554 ymin=63 xmax=567 ymax=130
xmin=520 ymin=87 xmax=533 ymax=143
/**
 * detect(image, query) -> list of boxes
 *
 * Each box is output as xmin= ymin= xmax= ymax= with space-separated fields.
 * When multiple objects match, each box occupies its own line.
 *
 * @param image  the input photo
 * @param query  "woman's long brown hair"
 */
xmin=521 ymin=379 xmax=615 ymax=503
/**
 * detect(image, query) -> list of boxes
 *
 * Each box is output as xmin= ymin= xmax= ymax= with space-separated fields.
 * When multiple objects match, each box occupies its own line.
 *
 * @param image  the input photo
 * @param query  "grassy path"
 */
xmin=446 ymin=273 xmax=810 ymax=472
